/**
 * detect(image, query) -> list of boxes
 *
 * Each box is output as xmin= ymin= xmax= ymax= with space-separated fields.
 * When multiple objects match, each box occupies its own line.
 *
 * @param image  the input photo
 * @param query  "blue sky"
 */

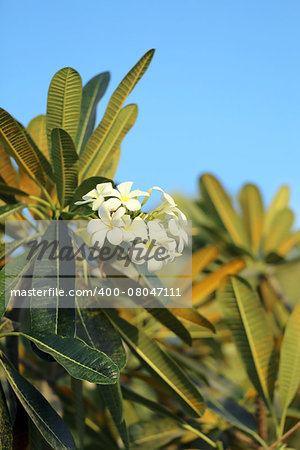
xmin=2 ymin=1 xmax=300 ymax=218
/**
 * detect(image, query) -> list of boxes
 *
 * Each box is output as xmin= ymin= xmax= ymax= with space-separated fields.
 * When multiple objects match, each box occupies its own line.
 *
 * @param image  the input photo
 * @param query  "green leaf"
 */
xmin=30 ymin=221 xmax=75 ymax=338
xmin=100 ymin=145 xmax=120 ymax=179
xmin=69 ymin=176 xmax=113 ymax=212
xmin=0 ymin=203 xmax=25 ymax=220
xmin=0 ymin=183 xmax=29 ymax=200
xmin=27 ymin=115 xmax=49 ymax=160
xmin=0 ymin=108 xmax=45 ymax=185
xmin=278 ymin=303 xmax=300 ymax=422
xmin=99 ymin=383 xmax=129 ymax=450
xmin=263 ymin=208 xmax=294 ymax=255
xmin=263 ymin=185 xmax=290 ymax=236
xmin=129 ymin=417 xmax=182 ymax=450
xmin=50 ymin=128 xmax=78 ymax=208
xmin=0 ymin=351 xmax=75 ymax=449
xmin=76 ymin=72 xmax=110 ymax=153
xmin=47 ymin=67 xmax=82 ymax=147
xmin=146 ymin=308 xmax=192 ymax=345
xmin=217 ymin=275 xmax=276 ymax=404
xmin=71 ymin=378 xmax=85 ymax=450
xmin=239 ymin=183 xmax=264 ymax=254
xmin=0 ymin=381 xmax=13 ymax=449
xmin=19 ymin=332 xmax=120 ymax=384
xmin=76 ymin=307 xmax=126 ymax=369
xmin=200 ymin=174 xmax=249 ymax=249
xmin=105 ymin=310 xmax=205 ymax=417
xmin=79 ymin=104 xmax=137 ymax=180
xmin=0 ymin=140 xmax=19 ymax=188
xmin=79 ymin=49 xmax=154 ymax=179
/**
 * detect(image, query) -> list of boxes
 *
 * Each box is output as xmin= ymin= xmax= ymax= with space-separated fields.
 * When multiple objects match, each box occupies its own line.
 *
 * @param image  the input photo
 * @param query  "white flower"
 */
xmin=87 ymin=203 xmax=125 ymax=247
xmin=168 ymin=215 xmax=189 ymax=253
xmin=75 ymin=182 xmax=114 ymax=211
xmin=122 ymin=215 xmax=148 ymax=242
xmin=105 ymin=181 xmax=149 ymax=212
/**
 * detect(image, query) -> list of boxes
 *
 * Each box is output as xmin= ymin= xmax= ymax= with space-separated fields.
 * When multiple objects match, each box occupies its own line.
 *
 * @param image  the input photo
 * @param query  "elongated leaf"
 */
xmin=79 ymin=49 xmax=154 ymax=178
xmin=99 ymin=383 xmax=129 ymax=450
xmin=278 ymin=303 xmax=300 ymax=418
xmin=0 ymin=183 xmax=29 ymax=202
xmin=20 ymin=332 xmax=119 ymax=384
xmin=105 ymin=310 xmax=205 ymax=417
xmin=239 ymin=184 xmax=264 ymax=254
xmin=0 ymin=203 xmax=25 ymax=220
xmin=47 ymin=67 xmax=82 ymax=147
xmin=0 ymin=108 xmax=45 ymax=185
xmin=100 ymin=145 xmax=121 ymax=179
xmin=183 ymin=258 xmax=245 ymax=306
xmin=51 ymin=128 xmax=78 ymax=207
xmin=69 ymin=176 xmax=112 ymax=212
xmin=217 ymin=275 xmax=276 ymax=404
xmin=76 ymin=307 xmax=126 ymax=369
xmin=200 ymin=174 xmax=249 ymax=249
xmin=277 ymin=230 xmax=300 ymax=256
xmin=264 ymin=185 xmax=290 ymax=235
xmin=30 ymin=221 xmax=75 ymax=337
xmin=0 ymin=140 xmax=18 ymax=187
xmin=76 ymin=72 xmax=110 ymax=153
xmin=146 ymin=308 xmax=192 ymax=345
xmin=0 ymin=352 xmax=75 ymax=449
xmin=263 ymin=208 xmax=294 ymax=255
xmin=71 ymin=378 xmax=85 ymax=450
xmin=169 ymin=308 xmax=215 ymax=332
xmin=0 ymin=381 xmax=13 ymax=449
xmin=27 ymin=115 xmax=49 ymax=160
xmin=79 ymin=104 xmax=137 ymax=180
xmin=129 ymin=417 xmax=182 ymax=450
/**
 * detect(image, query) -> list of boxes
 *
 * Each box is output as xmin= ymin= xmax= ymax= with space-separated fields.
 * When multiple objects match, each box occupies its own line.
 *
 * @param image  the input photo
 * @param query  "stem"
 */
xmin=268 ymin=420 xmax=300 ymax=449
xmin=39 ymin=185 xmax=55 ymax=210
xmin=182 ymin=424 xmax=217 ymax=448
xmin=28 ymin=195 xmax=53 ymax=209
xmin=27 ymin=206 xmax=48 ymax=220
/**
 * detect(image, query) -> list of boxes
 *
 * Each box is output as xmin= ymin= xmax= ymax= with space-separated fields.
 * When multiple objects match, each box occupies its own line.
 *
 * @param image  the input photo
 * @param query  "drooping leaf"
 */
xmin=169 ymin=308 xmax=215 ymax=333
xmin=27 ymin=115 xmax=49 ymax=160
xmin=76 ymin=72 xmax=110 ymax=153
xmin=76 ymin=307 xmax=126 ymax=369
xmin=0 ymin=381 xmax=13 ymax=449
xmin=0 ymin=203 xmax=25 ymax=220
xmin=239 ymin=183 xmax=264 ymax=254
xmin=47 ymin=67 xmax=82 ymax=147
xmin=30 ymin=221 xmax=75 ymax=337
xmin=217 ymin=275 xmax=276 ymax=404
xmin=183 ymin=258 xmax=245 ymax=306
xmin=0 ymin=108 xmax=45 ymax=185
xmin=277 ymin=230 xmax=300 ymax=256
xmin=105 ymin=310 xmax=205 ymax=417
xmin=278 ymin=303 xmax=300 ymax=421
xmin=50 ymin=128 xmax=78 ymax=208
xmin=0 ymin=352 xmax=75 ymax=449
xmin=200 ymin=174 xmax=249 ymax=249
xmin=79 ymin=49 xmax=154 ymax=179
xmin=0 ymin=140 xmax=19 ymax=187
xmin=146 ymin=308 xmax=192 ymax=345
xmin=79 ymin=104 xmax=137 ymax=180
xmin=19 ymin=332 xmax=120 ymax=384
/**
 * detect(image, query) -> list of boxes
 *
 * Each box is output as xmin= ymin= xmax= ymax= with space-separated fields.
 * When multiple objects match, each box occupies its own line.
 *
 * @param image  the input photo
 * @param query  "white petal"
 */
xmin=123 ymin=229 xmax=136 ymax=242
xmin=84 ymin=188 xmax=98 ymax=199
xmin=104 ymin=197 xmax=122 ymax=211
xmin=113 ymin=207 xmax=126 ymax=223
xmin=129 ymin=189 xmax=149 ymax=198
xmin=91 ymin=195 xmax=105 ymax=211
xmin=74 ymin=199 xmax=92 ymax=205
xmin=91 ymin=230 xmax=107 ymax=248
xmin=107 ymin=227 xmax=123 ymax=245
xmin=99 ymin=202 xmax=112 ymax=223
xmin=87 ymin=219 xmax=105 ymax=235
xmin=116 ymin=181 xmax=133 ymax=197
xmin=168 ymin=218 xmax=179 ymax=236
xmin=147 ymin=257 xmax=164 ymax=272
xmin=96 ymin=182 xmax=113 ymax=195
xmin=124 ymin=198 xmax=141 ymax=211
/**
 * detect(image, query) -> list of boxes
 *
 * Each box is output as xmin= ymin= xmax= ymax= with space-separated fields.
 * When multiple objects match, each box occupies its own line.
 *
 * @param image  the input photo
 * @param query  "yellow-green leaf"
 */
xmin=47 ymin=67 xmax=82 ymax=147
xmin=0 ymin=108 xmax=45 ymax=185
xmin=79 ymin=49 xmax=154 ymax=179
xmin=278 ymin=303 xmax=300 ymax=421
xmin=263 ymin=208 xmax=294 ymax=255
xmin=27 ymin=115 xmax=49 ymax=160
xmin=79 ymin=104 xmax=137 ymax=180
xmin=239 ymin=183 xmax=264 ymax=254
xmin=0 ymin=140 xmax=19 ymax=188
xmin=200 ymin=174 xmax=249 ymax=249
xmin=263 ymin=185 xmax=290 ymax=235
xmin=217 ymin=275 xmax=276 ymax=404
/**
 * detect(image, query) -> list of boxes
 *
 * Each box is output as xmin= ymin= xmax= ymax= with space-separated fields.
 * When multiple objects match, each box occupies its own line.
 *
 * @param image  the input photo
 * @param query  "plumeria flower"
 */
xmin=122 ymin=215 xmax=148 ymax=242
xmin=87 ymin=203 xmax=125 ymax=247
xmin=105 ymin=181 xmax=149 ymax=212
xmin=168 ymin=215 xmax=189 ymax=253
xmin=75 ymin=182 xmax=114 ymax=211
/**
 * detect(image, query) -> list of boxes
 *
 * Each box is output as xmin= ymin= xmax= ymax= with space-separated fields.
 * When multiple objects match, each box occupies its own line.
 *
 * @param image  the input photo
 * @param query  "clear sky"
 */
xmin=1 ymin=1 xmax=300 ymax=218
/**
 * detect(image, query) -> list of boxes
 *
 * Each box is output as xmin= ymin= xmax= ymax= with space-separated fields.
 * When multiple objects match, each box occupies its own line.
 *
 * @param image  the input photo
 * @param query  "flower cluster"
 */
xmin=75 ymin=181 xmax=189 ymax=272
